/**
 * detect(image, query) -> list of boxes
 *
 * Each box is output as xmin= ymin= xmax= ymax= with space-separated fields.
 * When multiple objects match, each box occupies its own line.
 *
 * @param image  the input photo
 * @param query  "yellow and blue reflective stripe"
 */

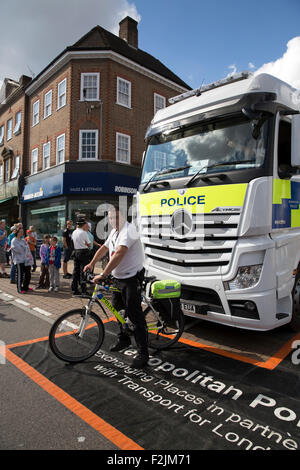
xmin=272 ymin=179 xmax=300 ymax=229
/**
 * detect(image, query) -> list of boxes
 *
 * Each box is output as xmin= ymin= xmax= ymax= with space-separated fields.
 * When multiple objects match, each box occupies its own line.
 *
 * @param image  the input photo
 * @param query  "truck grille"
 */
xmin=141 ymin=212 xmax=240 ymax=275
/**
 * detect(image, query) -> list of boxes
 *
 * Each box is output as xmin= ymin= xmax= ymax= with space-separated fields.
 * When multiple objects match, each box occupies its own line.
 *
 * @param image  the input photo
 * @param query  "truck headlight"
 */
xmin=224 ymin=264 xmax=263 ymax=290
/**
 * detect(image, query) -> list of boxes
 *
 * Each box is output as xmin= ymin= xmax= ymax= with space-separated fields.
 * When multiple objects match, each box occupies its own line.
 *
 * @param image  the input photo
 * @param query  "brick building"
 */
xmin=0 ymin=76 xmax=31 ymax=226
xmin=0 ymin=16 xmax=190 ymax=240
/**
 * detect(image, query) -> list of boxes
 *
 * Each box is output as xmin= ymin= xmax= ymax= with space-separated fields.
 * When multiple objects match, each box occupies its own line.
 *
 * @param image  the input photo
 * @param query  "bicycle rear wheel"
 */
xmin=145 ymin=302 xmax=184 ymax=350
xmin=49 ymin=308 xmax=105 ymax=363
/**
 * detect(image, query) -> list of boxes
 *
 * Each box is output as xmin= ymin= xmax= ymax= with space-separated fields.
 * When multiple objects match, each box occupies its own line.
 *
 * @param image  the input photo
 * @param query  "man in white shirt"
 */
xmin=84 ymin=206 xmax=148 ymax=368
xmin=71 ymin=218 xmax=91 ymax=295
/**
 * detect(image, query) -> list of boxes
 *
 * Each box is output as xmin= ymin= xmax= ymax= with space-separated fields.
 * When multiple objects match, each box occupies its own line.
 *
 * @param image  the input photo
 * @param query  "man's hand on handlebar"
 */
xmin=83 ymin=263 xmax=93 ymax=273
xmin=92 ymin=273 xmax=106 ymax=284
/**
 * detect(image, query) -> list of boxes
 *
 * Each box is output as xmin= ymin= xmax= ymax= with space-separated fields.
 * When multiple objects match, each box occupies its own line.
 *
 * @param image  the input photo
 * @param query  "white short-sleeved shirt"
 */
xmin=104 ymin=222 xmax=144 ymax=279
xmin=72 ymin=228 xmax=91 ymax=249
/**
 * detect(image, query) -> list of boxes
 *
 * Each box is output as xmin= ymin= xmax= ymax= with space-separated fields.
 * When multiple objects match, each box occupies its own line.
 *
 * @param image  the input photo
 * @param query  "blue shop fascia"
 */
xmin=21 ymin=161 xmax=140 ymax=243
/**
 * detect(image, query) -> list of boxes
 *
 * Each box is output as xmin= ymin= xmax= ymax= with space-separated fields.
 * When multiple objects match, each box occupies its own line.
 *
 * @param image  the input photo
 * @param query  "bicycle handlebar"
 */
xmin=84 ymin=270 xmax=156 ymax=291
xmin=83 ymin=271 xmax=113 ymax=286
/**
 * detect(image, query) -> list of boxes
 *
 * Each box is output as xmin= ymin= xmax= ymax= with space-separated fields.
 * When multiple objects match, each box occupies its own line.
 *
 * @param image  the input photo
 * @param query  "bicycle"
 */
xmin=49 ymin=274 xmax=185 ymax=363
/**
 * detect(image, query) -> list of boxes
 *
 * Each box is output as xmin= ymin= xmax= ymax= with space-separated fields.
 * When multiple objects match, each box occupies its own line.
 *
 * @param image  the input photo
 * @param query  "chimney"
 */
xmin=119 ymin=16 xmax=138 ymax=48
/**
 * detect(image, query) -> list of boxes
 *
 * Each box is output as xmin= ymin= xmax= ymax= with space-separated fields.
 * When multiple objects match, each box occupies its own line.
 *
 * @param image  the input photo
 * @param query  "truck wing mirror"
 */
xmin=291 ymin=114 xmax=300 ymax=167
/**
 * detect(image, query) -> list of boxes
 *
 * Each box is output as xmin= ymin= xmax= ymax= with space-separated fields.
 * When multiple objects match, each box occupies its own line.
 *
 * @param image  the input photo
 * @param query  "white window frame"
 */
xmin=57 ymin=78 xmax=67 ymax=110
xmin=43 ymin=141 xmax=50 ymax=169
xmin=56 ymin=133 xmax=65 ymax=164
xmin=0 ymin=164 xmax=2 ymax=182
xmin=116 ymin=132 xmax=131 ymax=164
xmin=7 ymin=118 xmax=12 ymax=140
xmin=31 ymin=148 xmax=38 ymax=174
xmin=4 ymin=159 xmax=10 ymax=182
xmin=33 ymin=100 xmax=39 ymax=126
xmin=0 ymin=125 xmax=4 ymax=146
xmin=11 ymin=155 xmax=20 ymax=179
xmin=80 ymin=73 xmax=100 ymax=101
xmin=44 ymin=90 xmax=52 ymax=118
xmin=154 ymin=93 xmax=166 ymax=114
xmin=117 ymin=77 xmax=131 ymax=108
xmin=14 ymin=111 xmax=21 ymax=135
xmin=79 ymin=130 xmax=98 ymax=160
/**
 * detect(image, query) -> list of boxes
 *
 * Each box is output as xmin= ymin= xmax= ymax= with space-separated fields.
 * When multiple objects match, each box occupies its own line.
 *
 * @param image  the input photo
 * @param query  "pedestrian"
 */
xmin=62 ymin=220 xmax=73 ymax=279
xmin=7 ymin=225 xmax=16 ymax=282
xmin=84 ymin=206 xmax=148 ymax=369
xmin=45 ymin=236 xmax=61 ymax=292
xmin=0 ymin=220 xmax=9 ymax=278
xmin=25 ymin=228 xmax=37 ymax=272
xmin=8 ymin=223 xmax=23 ymax=283
xmin=85 ymin=222 xmax=101 ymax=262
xmin=36 ymin=234 xmax=50 ymax=289
xmin=71 ymin=218 xmax=91 ymax=295
xmin=29 ymin=226 xmax=38 ymax=268
xmin=10 ymin=226 xmax=33 ymax=294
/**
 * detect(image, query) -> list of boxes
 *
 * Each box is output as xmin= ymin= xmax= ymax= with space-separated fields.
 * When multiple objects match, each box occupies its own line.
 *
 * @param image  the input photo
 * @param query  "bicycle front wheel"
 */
xmin=49 ymin=308 xmax=105 ymax=363
xmin=145 ymin=303 xmax=184 ymax=350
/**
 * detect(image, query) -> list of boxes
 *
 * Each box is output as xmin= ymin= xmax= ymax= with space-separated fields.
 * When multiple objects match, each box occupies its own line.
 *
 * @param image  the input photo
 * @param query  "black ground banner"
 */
xmin=11 ymin=321 xmax=300 ymax=450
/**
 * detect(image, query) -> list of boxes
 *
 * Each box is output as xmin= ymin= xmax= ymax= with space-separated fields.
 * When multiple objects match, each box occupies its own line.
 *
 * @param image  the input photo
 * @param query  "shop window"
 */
xmin=116 ymin=132 xmax=130 ymax=164
xmin=44 ymin=90 xmax=52 ymax=118
xmin=117 ymin=77 xmax=131 ymax=108
xmin=81 ymin=73 xmax=100 ymax=101
xmin=27 ymin=201 xmax=66 ymax=244
xmin=79 ymin=130 xmax=98 ymax=160
xmin=0 ymin=164 xmax=3 ymax=182
xmin=154 ymin=93 xmax=166 ymax=114
xmin=278 ymin=119 xmax=292 ymax=178
xmin=57 ymin=78 xmax=66 ymax=109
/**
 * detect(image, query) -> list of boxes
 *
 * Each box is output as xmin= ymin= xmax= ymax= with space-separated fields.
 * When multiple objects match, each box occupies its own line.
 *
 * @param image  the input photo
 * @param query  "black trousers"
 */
xmin=71 ymin=249 xmax=90 ymax=293
xmin=16 ymin=263 xmax=31 ymax=292
xmin=112 ymin=274 xmax=148 ymax=357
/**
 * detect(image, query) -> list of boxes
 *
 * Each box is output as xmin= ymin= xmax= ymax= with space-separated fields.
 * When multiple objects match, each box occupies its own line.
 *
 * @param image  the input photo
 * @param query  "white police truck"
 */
xmin=137 ymin=72 xmax=300 ymax=331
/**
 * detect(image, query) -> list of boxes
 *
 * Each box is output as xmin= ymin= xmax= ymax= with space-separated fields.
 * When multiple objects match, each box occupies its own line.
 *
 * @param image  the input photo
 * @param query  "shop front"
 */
xmin=21 ymin=168 xmax=140 ymax=246
xmin=0 ymin=178 xmax=20 ymax=227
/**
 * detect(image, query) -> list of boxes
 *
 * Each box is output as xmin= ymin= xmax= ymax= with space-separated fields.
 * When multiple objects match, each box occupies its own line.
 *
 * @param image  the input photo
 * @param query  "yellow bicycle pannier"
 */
xmin=151 ymin=280 xmax=181 ymax=299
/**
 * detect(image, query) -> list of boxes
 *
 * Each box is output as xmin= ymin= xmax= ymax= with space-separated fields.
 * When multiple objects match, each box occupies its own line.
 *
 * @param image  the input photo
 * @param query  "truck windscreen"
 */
xmin=141 ymin=116 xmax=269 ymax=184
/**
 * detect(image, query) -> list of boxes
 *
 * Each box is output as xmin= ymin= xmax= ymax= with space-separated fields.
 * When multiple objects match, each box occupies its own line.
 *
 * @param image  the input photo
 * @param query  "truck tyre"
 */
xmin=290 ymin=270 xmax=300 ymax=331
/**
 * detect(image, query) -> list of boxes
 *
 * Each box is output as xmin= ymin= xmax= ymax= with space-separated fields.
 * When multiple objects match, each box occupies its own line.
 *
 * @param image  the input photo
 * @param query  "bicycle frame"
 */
xmin=85 ymin=283 xmax=163 ymax=332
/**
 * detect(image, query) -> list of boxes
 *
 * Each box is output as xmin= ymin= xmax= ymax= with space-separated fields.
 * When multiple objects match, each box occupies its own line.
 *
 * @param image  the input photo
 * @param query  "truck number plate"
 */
xmin=181 ymin=302 xmax=196 ymax=313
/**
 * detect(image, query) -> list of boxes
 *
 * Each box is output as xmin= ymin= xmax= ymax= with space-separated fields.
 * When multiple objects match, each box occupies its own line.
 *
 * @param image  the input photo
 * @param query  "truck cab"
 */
xmin=137 ymin=72 xmax=300 ymax=331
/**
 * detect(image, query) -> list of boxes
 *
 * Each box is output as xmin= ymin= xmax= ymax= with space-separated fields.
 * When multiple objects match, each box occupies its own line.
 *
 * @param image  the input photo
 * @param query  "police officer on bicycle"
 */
xmin=83 ymin=205 xmax=148 ymax=369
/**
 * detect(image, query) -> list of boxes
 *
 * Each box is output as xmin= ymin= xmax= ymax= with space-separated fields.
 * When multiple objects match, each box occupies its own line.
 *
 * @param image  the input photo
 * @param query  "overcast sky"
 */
xmin=0 ymin=0 xmax=299 ymax=91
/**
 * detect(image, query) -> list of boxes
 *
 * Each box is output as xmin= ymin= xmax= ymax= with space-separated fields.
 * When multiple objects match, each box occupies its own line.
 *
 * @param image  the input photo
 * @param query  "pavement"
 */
xmin=0 ymin=259 xmax=107 ymax=322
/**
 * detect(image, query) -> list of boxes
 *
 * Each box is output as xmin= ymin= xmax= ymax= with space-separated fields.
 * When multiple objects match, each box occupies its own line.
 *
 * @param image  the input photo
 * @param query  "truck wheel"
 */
xmin=290 ymin=270 xmax=300 ymax=331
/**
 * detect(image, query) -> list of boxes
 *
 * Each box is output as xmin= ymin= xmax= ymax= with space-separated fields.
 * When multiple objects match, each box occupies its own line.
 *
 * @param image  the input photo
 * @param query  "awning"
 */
xmin=0 ymin=196 xmax=16 ymax=205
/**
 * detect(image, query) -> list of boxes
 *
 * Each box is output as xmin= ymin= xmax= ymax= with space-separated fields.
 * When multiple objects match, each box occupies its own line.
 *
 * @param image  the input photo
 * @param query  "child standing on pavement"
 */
xmin=36 ymin=234 xmax=50 ymax=289
xmin=45 ymin=236 xmax=61 ymax=292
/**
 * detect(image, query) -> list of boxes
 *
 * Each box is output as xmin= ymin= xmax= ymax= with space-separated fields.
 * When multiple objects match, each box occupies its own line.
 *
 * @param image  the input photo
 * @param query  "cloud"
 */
xmin=227 ymin=64 xmax=237 ymax=77
xmin=0 ymin=0 xmax=141 ymax=87
xmin=255 ymin=37 xmax=300 ymax=89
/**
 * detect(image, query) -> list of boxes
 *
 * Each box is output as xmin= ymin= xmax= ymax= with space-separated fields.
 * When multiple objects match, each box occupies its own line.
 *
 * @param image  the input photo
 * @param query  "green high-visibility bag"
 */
xmin=151 ymin=280 xmax=181 ymax=299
